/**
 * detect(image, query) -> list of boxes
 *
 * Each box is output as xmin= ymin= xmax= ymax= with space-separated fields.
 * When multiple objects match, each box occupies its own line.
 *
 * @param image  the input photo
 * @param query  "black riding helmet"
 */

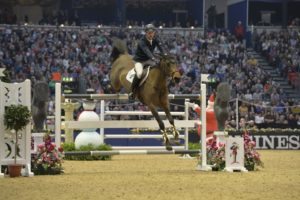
xmin=145 ymin=24 xmax=156 ymax=33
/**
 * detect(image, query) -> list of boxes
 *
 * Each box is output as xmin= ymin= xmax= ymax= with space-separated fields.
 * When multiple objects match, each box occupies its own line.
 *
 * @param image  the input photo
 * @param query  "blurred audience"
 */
xmin=0 ymin=24 xmax=299 ymax=129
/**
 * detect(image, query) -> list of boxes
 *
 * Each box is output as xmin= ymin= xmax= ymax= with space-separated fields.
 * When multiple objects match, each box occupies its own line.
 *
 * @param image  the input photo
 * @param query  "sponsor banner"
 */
xmin=228 ymin=131 xmax=300 ymax=150
xmin=250 ymin=134 xmax=300 ymax=150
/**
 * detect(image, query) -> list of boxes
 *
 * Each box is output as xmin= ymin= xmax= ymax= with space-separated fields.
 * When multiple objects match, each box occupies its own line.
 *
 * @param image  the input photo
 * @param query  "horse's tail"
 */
xmin=110 ymin=38 xmax=128 ymax=63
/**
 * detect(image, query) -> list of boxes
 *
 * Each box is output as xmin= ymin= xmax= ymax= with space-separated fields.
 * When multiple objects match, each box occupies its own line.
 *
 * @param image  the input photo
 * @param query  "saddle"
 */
xmin=126 ymin=66 xmax=151 ymax=86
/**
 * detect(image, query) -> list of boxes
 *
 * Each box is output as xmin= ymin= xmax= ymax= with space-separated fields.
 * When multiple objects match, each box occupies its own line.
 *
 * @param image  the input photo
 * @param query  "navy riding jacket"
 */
xmin=133 ymin=35 xmax=166 ymax=62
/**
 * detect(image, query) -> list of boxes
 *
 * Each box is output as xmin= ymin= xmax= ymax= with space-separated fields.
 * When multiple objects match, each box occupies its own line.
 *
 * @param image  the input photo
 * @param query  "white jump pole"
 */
xmin=197 ymin=75 xmax=211 ymax=171
xmin=65 ymin=149 xmax=201 ymax=156
xmin=100 ymin=100 xmax=105 ymax=144
xmin=63 ymin=93 xmax=201 ymax=100
xmin=55 ymin=82 xmax=61 ymax=147
xmin=184 ymin=99 xmax=190 ymax=151
xmin=105 ymin=111 xmax=185 ymax=116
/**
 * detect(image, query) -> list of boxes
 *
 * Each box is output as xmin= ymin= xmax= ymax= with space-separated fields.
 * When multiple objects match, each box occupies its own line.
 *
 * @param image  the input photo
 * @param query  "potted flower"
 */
xmin=4 ymin=104 xmax=31 ymax=177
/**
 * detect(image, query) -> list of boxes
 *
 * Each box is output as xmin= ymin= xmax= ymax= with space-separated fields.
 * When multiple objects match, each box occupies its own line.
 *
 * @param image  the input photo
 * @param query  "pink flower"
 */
xmin=249 ymin=141 xmax=256 ymax=147
xmin=58 ymin=147 xmax=64 ymax=153
xmin=37 ymin=143 xmax=44 ymax=148
xmin=218 ymin=142 xmax=225 ymax=148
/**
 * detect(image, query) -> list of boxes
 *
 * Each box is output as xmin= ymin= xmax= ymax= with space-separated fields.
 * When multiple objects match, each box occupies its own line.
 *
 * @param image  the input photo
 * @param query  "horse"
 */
xmin=214 ymin=82 xmax=231 ymax=131
xmin=110 ymin=39 xmax=182 ymax=150
xmin=32 ymin=81 xmax=49 ymax=132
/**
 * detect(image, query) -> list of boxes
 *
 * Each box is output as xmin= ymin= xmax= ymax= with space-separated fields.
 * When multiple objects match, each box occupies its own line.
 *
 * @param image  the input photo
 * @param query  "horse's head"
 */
xmin=159 ymin=55 xmax=181 ymax=83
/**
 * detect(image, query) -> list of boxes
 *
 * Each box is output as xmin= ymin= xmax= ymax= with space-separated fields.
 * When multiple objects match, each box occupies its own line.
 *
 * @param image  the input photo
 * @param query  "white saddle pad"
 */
xmin=126 ymin=67 xmax=150 ymax=85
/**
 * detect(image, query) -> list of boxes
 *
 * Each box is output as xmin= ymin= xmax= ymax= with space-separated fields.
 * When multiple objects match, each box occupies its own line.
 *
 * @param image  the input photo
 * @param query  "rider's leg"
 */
xmin=129 ymin=62 xmax=143 ymax=99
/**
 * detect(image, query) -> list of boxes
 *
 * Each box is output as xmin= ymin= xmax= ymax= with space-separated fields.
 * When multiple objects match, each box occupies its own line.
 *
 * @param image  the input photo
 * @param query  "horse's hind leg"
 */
xmin=163 ymin=107 xmax=180 ymax=144
xmin=148 ymin=105 xmax=172 ymax=150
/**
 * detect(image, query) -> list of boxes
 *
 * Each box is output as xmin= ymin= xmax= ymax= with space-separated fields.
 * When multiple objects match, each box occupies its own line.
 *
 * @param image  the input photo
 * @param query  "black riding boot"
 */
xmin=129 ymin=75 xmax=140 ymax=100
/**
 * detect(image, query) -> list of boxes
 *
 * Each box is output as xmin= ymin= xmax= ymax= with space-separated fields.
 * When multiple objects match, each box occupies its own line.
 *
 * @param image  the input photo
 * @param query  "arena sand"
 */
xmin=0 ymin=150 xmax=299 ymax=200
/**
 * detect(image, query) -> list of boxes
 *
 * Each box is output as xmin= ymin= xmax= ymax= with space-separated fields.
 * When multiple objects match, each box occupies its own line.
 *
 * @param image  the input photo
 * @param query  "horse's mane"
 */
xmin=110 ymin=38 xmax=128 ymax=63
xmin=159 ymin=55 xmax=177 ymax=74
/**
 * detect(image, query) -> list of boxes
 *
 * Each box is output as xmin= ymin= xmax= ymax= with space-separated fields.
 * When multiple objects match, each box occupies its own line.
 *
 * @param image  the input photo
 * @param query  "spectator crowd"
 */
xmin=0 ymin=24 xmax=299 ymax=129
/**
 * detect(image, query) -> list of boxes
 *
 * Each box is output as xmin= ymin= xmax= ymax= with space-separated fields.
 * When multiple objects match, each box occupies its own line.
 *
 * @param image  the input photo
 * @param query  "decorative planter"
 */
xmin=8 ymin=164 xmax=23 ymax=177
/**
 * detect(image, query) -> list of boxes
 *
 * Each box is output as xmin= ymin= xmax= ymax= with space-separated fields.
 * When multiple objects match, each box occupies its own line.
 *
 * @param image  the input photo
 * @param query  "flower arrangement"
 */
xmin=206 ymin=139 xmax=226 ymax=171
xmin=31 ymin=132 xmax=64 ymax=175
xmin=243 ymin=130 xmax=264 ymax=170
xmin=205 ymin=130 xmax=264 ymax=171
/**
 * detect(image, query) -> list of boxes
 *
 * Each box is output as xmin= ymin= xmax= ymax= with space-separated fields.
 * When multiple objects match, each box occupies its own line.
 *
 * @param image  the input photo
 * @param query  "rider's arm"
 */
xmin=139 ymin=40 xmax=156 ymax=60
xmin=154 ymin=37 xmax=167 ymax=55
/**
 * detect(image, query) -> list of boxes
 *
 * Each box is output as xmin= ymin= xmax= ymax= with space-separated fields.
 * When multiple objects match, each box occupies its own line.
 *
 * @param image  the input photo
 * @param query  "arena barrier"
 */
xmin=65 ymin=149 xmax=201 ymax=156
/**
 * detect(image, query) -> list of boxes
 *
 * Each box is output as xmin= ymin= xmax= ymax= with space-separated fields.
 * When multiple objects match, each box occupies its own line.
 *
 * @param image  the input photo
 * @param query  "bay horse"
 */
xmin=214 ymin=82 xmax=231 ymax=131
xmin=110 ymin=39 xmax=181 ymax=150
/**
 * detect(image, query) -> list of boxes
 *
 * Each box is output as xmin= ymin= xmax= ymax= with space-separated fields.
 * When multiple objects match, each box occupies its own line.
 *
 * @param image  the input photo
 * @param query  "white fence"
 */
xmin=0 ymin=80 xmax=33 ymax=177
xmin=55 ymin=83 xmax=201 ymax=151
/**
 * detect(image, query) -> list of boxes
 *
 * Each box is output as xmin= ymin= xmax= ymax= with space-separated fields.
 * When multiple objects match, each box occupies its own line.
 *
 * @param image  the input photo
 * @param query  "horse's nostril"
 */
xmin=174 ymin=77 xmax=180 ymax=83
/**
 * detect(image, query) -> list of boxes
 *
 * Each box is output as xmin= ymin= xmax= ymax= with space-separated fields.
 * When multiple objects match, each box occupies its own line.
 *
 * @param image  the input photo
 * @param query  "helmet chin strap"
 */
xmin=147 ymin=39 xmax=153 ymax=45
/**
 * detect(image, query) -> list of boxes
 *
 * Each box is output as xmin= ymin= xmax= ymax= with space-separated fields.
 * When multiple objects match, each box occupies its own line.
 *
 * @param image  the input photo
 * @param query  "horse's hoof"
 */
xmin=165 ymin=145 xmax=173 ymax=151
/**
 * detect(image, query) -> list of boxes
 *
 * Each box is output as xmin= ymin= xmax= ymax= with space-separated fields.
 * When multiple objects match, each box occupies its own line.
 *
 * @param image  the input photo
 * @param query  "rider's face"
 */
xmin=146 ymin=31 xmax=155 ymax=41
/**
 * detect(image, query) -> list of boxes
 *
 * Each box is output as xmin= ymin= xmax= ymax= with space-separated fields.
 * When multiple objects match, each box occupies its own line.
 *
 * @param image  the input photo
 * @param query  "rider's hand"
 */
xmin=152 ymin=57 xmax=159 ymax=65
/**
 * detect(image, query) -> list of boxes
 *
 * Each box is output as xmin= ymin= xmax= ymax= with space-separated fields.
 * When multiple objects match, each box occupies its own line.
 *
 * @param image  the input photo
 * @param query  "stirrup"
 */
xmin=128 ymin=92 xmax=135 ymax=100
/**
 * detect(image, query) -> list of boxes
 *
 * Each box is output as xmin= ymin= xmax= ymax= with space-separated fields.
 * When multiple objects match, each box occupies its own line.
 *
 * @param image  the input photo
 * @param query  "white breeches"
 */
xmin=134 ymin=62 xmax=143 ymax=79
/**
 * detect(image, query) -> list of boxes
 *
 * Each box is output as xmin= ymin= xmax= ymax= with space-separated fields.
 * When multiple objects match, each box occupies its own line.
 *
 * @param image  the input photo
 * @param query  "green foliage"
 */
xmin=63 ymin=143 xmax=112 ymax=161
xmin=183 ymin=143 xmax=201 ymax=157
xmin=188 ymin=142 xmax=201 ymax=150
xmin=0 ymin=69 xmax=11 ymax=83
xmin=61 ymin=142 xmax=75 ymax=151
xmin=4 ymin=104 xmax=31 ymax=133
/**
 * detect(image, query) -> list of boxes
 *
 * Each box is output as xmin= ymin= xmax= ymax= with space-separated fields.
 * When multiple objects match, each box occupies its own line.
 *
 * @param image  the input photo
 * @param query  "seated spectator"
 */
xmin=254 ymin=112 xmax=264 ymax=129
xmin=239 ymin=102 xmax=249 ymax=118
xmin=291 ymin=104 xmax=300 ymax=114
xmin=247 ymin=120 xmax=257 ymax=129
xmin=244 ymin=89 xmax=253 ymax=101
xmin=238 ymin=117 xmax=247 ymax=129
xmin=287 ymin=114 xmax=298 ymax=129
xmin=247 ymin=55 xmax=258 ymax=67
xmin=275 ymin=114 xmax=288 ymax=128
xmin=264 ymin=111 xmax=276 ymax=127
xmin=273 ymin=101 xmax=286 ymax=115
xmin=270 ymin=90 xmax=280 ymax=105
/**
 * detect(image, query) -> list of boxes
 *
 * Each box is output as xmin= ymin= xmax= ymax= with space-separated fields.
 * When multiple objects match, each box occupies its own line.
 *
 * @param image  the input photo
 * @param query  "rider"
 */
xmin=129 ymin=23 xmax=167 ymax=99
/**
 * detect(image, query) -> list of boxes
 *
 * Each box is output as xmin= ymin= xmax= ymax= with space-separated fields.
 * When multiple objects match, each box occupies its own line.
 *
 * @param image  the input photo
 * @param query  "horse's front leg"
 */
xmin=163 ymin=107 xmax=180 ymax=144
xmin=148 ymin=105 xmax=172 ymax=150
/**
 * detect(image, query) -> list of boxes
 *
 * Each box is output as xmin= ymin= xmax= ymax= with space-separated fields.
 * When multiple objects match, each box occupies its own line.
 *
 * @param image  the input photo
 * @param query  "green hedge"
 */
xmin=62 ymin=143 xmax=113 ymax=161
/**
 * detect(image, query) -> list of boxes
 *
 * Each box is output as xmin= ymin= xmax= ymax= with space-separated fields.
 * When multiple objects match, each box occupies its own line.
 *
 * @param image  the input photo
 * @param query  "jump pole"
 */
xmin=197 ymin=74 xmax=211 ymax=171
xmin=65 ymin=149 xmax=201 ymax=156
xmin=62 ymin=93 xmax=201 ymax=100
